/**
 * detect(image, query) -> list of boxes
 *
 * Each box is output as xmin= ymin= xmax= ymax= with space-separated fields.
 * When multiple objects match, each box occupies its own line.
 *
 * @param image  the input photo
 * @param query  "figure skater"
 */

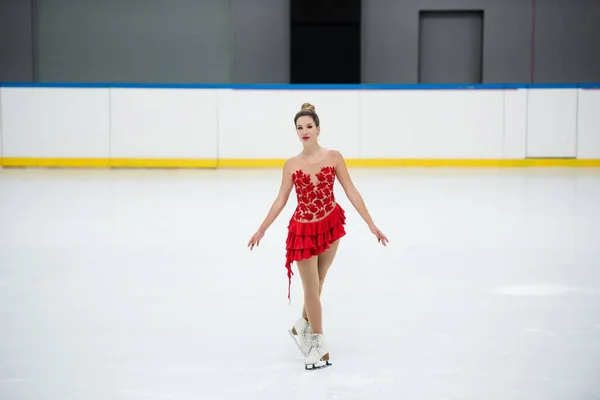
xmin=247 ymin=102 xmax=388 ymax=370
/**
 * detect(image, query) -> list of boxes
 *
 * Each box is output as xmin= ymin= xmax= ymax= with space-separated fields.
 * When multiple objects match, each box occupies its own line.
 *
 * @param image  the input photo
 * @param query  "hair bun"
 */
xmin=301 ymin=102 xmax=315 ymax=112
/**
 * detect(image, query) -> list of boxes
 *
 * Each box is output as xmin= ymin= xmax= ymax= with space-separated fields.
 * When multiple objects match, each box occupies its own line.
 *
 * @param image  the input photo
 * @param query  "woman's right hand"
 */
xmin=247 ymin=229 xmax=265 ymax=250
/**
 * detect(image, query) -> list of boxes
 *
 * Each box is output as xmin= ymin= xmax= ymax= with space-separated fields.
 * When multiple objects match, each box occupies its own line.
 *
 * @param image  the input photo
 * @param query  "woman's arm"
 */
xmin=333 ymin=151 xmax=389 ymax=245
xmin=258 ymin=159 xmax=294 ymax=232
xmin=248 ymin=160 xmax=294 ymax=250
xmin=333 ymin=151 xmax=375 ymax=227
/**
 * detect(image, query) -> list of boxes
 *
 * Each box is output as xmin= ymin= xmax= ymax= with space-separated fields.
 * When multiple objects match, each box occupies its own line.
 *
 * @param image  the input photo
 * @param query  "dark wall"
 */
xmin=362 ymin=0 xmax=533 ymax=84
xmin=0 ymin=0 xmax=34 ymax=82
xmin=0 ymin=0 xmax=598 ymax=84
xmin=362 ymin=0 xmax=600 ymax=84
xmin=34 ymin=0 xmax=231 ymax=83
xmin=532 ymin=0 xmax=600 ymax=83
xmin=231 ymin=0 xmax=289 ymax=83
xmin=0 ymin=0 xmax=289 ymax=84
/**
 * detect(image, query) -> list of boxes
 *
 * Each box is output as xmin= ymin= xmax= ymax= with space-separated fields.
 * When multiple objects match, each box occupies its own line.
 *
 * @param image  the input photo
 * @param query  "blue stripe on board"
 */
xmin=0 ymin=82 xmax=598 ymax=89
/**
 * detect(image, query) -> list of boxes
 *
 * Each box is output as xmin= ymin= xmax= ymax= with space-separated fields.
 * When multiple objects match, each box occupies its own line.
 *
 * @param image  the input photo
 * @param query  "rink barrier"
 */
xmin=3 ymin=158 xmax=600 ymax=168
xmin=0 ymin=158 xmax=218 ymax=168
xmin=1 ymin=82 xmax=599 ymax=168
xmin=217 ymin=158 xmax=600 ymax=168
xmin=1 ymin=82 xmax=599 ymax=89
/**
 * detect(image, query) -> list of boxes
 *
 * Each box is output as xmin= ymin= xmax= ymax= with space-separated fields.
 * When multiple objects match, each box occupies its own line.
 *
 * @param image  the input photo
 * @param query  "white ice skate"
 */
xmin=288 ymin=317 xmax=312 ymax=356
xmin=304 ymin=333 xmax=331 ymax=370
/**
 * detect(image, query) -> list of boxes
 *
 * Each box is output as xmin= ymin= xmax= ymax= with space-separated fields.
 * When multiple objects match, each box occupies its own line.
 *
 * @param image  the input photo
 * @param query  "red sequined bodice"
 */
xmin=291 ymin=165 xmax=337 ymax=222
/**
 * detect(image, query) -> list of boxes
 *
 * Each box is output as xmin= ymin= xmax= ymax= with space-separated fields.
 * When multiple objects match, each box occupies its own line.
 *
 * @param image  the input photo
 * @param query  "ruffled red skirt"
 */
xmin=284 ymin=203 xmax=346 ymax=301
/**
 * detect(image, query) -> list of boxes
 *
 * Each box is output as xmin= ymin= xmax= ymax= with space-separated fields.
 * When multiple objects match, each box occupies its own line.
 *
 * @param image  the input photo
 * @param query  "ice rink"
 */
xmin=1 ymin=166 xmax=599 ymax=400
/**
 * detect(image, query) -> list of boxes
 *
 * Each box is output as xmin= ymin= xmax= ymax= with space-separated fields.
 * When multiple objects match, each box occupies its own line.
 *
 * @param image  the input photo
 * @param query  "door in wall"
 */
xmin=418 ymin=10 xmax=483 ymax=84
xmin=290 ymin=24 xmax=360 ymax=84
xmin=290 ymin=0 xmax=361 ymax=84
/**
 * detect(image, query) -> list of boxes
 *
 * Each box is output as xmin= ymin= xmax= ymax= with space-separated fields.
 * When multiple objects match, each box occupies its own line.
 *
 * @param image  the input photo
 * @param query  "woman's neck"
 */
xmin=301 ymin=143 xmax=322 ymax=156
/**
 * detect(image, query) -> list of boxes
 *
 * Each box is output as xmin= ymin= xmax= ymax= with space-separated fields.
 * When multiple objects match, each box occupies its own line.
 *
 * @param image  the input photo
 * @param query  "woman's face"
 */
xmin=296 ymin=116 xmax=320 ymax=144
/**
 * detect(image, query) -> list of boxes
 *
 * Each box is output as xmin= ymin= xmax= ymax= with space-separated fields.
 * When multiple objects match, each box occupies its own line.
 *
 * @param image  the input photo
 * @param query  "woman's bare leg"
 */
xmin=302 ymin=239 xmax=341 ymax=321
xmin=296 ymin=255 xmax=322 ymax=333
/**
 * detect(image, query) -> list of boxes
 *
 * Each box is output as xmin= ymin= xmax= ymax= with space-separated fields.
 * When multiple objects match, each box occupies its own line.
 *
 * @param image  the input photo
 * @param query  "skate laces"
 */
xmin=301 ymin=327 xmax=312 ymax=347
xmin=299 ymin=321 xmax=312 ymax=346
xmin=304 ymin=323 xmax=312 ymax=337
xmin=308 ymin=333 xmax=323 ymax=355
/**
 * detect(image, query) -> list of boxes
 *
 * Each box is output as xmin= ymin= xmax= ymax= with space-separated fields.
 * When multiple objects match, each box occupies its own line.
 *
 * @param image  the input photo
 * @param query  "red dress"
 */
xmin=284 ymin=165 xmax=347 ymax=301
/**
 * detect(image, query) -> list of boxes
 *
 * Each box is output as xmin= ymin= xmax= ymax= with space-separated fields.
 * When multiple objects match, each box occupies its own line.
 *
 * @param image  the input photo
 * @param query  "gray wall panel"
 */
xmin=2 ymin=0 xmax=599 ymax=85
xmin=0 ymin=0 xmax=34 ymax=82
xmin=232 ymin=0 xmax=289 ymax=83
xmin=362 ymin=0 xmax=533 ymax=84
xmin=533 ymin=0 xmax=600 ymax=83
xmin=34 ymin=0 xmax=231 ymax=83
xmin=418 ymin=11 xmax=484 ymax=84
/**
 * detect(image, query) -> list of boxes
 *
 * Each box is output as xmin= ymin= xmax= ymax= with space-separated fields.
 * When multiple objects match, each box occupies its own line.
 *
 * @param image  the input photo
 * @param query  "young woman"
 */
xmin=248 ymin=102 xmax=388 ymax=370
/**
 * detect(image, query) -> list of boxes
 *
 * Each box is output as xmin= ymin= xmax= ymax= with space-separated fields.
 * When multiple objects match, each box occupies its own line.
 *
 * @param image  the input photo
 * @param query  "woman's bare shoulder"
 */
xmin=325 ymin=149 xmax=344 ymax=164
xmin=283 ymin=156 xmax=301 ymax=173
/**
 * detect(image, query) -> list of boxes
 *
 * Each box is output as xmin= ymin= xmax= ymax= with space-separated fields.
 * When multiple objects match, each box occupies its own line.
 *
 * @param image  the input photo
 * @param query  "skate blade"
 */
xmin=288 ymin=329 xmax=307 ymax=356
xmin=305 ymin=360 xmax=332 ymax=371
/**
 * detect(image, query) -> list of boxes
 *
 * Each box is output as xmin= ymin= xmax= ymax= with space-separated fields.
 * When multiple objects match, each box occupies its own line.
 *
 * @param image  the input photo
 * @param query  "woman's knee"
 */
xmin=303 ymin=285 xmax=320 ymax=301
xmin=319 ymin=276 xmax=326 ymax=289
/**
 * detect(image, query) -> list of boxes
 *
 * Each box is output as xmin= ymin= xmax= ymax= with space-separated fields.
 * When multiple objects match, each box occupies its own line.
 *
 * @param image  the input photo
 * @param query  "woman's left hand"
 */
xmin=369 ymin=224 xmax=389 ymax=246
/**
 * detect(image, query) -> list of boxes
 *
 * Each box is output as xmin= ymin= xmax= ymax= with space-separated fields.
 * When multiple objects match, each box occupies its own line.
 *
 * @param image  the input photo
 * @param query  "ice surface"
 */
xmin=1 ymin=167 xmax=599 ymax=400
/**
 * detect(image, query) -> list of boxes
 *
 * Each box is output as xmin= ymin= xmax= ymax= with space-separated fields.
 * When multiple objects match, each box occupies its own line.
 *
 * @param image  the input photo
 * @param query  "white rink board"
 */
xmin=503 ymin=89 xmax=528 ymax=159
xmin=0 ymin=86 xmax=598 ymax=163
xmin=1 ymin=87 xmax=110 ymax=158
xmin=217 ymin=90 xmax=297 ymax=159
xmin=0 ymin=89 xmax=3 ymax=162
xmin=109 ymin=88 xmax=219 ymax=159
xmin=217 ymin=90 xmax=361 ymax=159
xmin=359 ymin=90 xmax=505 ymax=159
xmin=526 ymin=89 xmax=578 ymax=158
xmin=576 ymin=89 xmax=600 ymax=159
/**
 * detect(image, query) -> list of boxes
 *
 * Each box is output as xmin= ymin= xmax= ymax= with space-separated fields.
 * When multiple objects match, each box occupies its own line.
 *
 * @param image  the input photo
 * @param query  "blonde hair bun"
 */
xmin=301 ymin=102 xmax=316 ymax=112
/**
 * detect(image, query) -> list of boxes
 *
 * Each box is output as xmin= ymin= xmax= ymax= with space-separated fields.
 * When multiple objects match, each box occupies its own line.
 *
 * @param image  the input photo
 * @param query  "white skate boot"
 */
xmin=304 ymin=333 xmax=331 ymax=370
xmin=288 ymin=317 xmax=312 ymax=356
